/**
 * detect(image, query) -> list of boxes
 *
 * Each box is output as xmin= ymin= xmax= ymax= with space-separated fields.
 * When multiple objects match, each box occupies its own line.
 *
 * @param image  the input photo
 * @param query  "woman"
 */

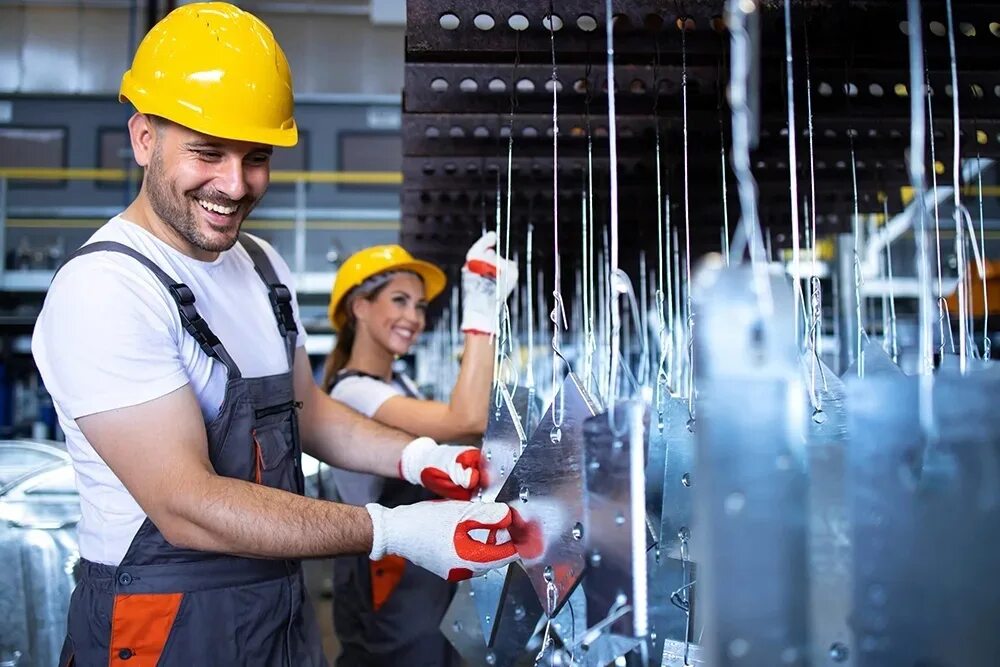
xmin=323 ymin=232 xmax=516 ymax=667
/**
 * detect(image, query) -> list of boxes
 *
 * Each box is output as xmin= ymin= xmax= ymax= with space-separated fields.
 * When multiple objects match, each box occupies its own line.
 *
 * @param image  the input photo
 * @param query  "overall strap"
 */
xmin=329 ymin=369 xmax=421 ymax=400
xmin=238 ymin=233 xmax=298 ymax=368
xmin=56 ymin=241 xmax=243 ymax=379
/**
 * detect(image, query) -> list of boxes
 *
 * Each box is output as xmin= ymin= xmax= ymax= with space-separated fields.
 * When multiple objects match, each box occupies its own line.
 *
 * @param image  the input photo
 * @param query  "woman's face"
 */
xmin=354 ymin=273 xmax=428 ymax=356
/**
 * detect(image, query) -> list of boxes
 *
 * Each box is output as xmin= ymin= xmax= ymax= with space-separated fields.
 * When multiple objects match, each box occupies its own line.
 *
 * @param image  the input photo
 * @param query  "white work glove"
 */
xmin=366 ymin=500 xmax=518 ymax=581
xmin=461 ymin=231 xmax=519 ymax=335
xmin=399 ymin=437 xmax=481 ymax=500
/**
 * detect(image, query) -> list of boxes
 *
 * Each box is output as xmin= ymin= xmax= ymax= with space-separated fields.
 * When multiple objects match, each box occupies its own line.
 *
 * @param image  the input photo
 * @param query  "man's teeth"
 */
xmin=197 ymin=199 xmax=237 ymax=215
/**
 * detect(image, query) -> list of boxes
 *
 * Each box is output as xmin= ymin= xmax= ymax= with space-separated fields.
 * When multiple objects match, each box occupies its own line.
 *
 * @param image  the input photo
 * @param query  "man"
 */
xmin=32 ymin=4 xmax=518 ymax=666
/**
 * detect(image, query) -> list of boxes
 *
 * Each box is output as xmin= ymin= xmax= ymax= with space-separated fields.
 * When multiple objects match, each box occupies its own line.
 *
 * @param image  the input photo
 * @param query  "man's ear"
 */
xmin=127 ymin=113 xmax=158 ymax=168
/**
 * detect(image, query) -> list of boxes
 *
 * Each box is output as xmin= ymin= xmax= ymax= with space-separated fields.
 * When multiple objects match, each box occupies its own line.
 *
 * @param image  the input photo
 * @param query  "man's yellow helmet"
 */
xmin=119 ymin=2 xmax=298 ymax=147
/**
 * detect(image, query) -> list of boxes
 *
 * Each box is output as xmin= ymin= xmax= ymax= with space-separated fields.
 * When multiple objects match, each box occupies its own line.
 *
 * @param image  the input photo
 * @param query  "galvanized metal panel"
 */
xmin=481 ymin=384 xmax=529 ymax=503
xmin=846 ymin=371 xmax=1000 ymax=666
xmin=802 ymin=358 xmax=853 ymax=667
xmin=693 ymin=263 xmax=809 ymax=666
xmin=582 ymin=400 xmax=647 ymax=638
xmin=497 ymin=372 xmax=597 ymax=616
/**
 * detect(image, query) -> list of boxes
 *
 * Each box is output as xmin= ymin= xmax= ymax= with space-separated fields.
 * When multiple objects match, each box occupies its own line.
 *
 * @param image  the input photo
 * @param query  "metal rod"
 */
xmin=945 ymin=0 xmax=968 ymax=371
xmin=784 ymin=0 xmax=803 ymax=348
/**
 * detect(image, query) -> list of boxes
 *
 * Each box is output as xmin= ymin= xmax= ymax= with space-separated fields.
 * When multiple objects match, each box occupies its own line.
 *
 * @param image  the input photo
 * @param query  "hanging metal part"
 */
xmin=844 ymin=337 xmax=904 ymax=378
xmin=497 ymin=372 xmax=598 ymax=616
xmin=802 ymin=357 xmax=852 ymax=667
xmin=680 ymin=22 xmax=695 ymax=425
xmin=481 ymin=383 xmax=531 ymax=503
xmin=582 ymin=400 xmax=648 ymax=638
xmin=849 ymin=141 xmax=866 ymax=378
xmin=440 ymin=571 xmax=543 ymax=667
xmin=847 ymin=371 xmax=1000 ymax=666
xmin=693 ymin=259 xmax=808 ymax=666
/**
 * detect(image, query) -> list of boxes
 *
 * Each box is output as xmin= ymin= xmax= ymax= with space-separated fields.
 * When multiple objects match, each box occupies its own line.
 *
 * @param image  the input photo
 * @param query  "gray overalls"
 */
xmin=328 ymin=371 xmax=459 ymax=667
xmin=57 ymin=234 xmax=327 ymax=667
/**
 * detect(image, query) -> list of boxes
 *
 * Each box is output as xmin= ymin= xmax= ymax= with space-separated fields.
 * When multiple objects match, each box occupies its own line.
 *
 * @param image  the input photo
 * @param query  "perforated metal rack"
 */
xmin=402 ymin=0 xmax=1000 ymax=274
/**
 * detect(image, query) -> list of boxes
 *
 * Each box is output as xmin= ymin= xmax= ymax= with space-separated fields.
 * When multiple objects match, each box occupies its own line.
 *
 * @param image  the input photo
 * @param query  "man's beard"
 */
xmin=145 ymin=147 xmax=257 ymax=253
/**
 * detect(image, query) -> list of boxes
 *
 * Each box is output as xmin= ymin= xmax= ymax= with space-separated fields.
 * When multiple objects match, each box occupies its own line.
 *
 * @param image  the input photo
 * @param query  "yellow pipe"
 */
xmin=0 ymin=167 xmax=402 ymax=185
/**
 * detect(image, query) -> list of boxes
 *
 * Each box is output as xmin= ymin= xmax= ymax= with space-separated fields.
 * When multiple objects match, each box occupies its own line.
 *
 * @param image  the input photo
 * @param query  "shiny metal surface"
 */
xmin=803 ymin=358 xmax=853 ymax=667
xmin=497 ymin=372 xmax=597 ymax=616
xmin=693 ymin=264 xmax=809 ymax=666
xmin=481 ymin=384 xmax=529 ymax=503
xmin=471 ymin=565 xmax=508 ymax=646
xmin=843 ymin=338 xmax=903 ymax=378
xmin=657 ymin=396 xmax=696 ymax=562
xmin=441 ymin=567 xmax=542 ymax=667
xmin=582 ymin=401 xmax=647 ymax=638
xmin=846 ymin=371 xmax=1000 ymax=666
xmin=0 ymin=440 xmax=80 ymax=667
xmin=645 ymin=547 xmax=695 ymax=667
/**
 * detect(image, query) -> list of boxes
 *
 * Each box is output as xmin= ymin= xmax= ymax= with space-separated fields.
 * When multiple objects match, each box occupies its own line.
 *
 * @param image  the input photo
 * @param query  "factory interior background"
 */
xmin=2 ymin=0 xmax=1000 ymax=665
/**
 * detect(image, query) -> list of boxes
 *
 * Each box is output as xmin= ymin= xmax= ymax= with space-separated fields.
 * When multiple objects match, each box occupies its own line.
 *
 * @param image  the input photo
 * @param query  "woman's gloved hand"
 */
xmin=460 ymin=231 xmax=518 ymax=336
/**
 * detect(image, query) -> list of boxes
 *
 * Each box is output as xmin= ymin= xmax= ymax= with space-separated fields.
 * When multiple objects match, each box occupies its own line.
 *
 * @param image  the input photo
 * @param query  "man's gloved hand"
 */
xmin=461 ymin=231 xmax=519 ymax=336
xmin=366 ymin=500 xmax=519 ymax=581
xmin=400 ymin=437 xmax=481 ymax=500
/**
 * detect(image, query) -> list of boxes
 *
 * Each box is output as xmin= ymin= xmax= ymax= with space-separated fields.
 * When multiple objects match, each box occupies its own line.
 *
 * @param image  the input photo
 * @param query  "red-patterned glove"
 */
xmin=366 ymin=500 xmax=519 ymax=581
xmin=399 ymin=437 xmax=481 ymax=500
xmin=461 ymin=231 xmax=518 ymax=335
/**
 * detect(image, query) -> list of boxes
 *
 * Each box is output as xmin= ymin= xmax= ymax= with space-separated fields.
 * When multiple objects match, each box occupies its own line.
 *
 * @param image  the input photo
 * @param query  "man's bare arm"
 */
xmin=77 ymin=383 xmax=373 ymax=558
xmin=292 ymin=348 xmax=411 ymax=478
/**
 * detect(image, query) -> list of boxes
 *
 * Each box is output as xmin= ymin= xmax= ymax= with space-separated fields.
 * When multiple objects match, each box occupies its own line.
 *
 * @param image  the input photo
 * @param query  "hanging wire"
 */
xmin=653 ymin=27 xmax=671 ymax=418
xmin=883 ymin=197 xmax=899 ymax=364
xmin=605 ymin=0 xmax=624 ymax=421
xmin=926 ymin=71 xmax=949 ymax=358
xmin=547 ymin=0 xmax=568 ymax=438
xmin=784 ymin=0 xmax=803 ymax=349
xmin=944 ymin=0 xmax=968 ymax=371
xmin=850 ymin=139 xmax=866 ymax=377
xmin=717 ymin=20 xmax=731 ymax=264
xmin=803 ymin=24 xmax=824 ymax=413
xmin=977 ymin=155 xmax=991 ymax=359
xmin=680 ymin=19 xmax=695 ymax=421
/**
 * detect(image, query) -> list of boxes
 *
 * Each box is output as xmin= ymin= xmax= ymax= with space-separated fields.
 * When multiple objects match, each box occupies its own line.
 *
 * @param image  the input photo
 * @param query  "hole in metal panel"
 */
xmin=542 ymin=14 xmax=563 ymax=31
xmin=507 ymin=13 xmax=529 ymax=31
xmin=577 ymin=14 xmax=598 ymax=32
xmin=439 ymin=13 xmax=460 ymax=30
xmin=459 ymin=78 xmax=478 ymax=93
xmin=430 ymin=77 xmax=448 ymax=92
xmin=929 ymin=20 xmax=946 ymax=37
xmin=474 ymin=13 xmax=495 ymax=30
xmin=488 ymin=78 xmax=506 ymax=93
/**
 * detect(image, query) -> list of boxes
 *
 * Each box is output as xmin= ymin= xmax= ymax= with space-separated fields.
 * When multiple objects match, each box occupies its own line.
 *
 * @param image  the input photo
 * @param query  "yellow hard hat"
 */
xmin=329 ymin=246 xmax=447 ymax=332
xmin=119 ymin=2 xmax=298 ymax=147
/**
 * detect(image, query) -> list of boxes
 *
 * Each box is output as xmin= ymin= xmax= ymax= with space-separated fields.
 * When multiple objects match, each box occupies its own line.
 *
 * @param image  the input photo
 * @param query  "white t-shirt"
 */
xmin=32 ymin=216 xmax=306 ymax=565
xmin=328 ymin=373 xmax=422 ymax=506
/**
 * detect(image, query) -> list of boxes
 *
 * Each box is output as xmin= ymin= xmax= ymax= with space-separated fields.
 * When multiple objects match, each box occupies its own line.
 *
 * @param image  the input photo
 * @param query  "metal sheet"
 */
xmin=657 ymin=396 xmax=696 ymax=562
xmin=497 ymin=372 xmax=597 ymax=616
xmin=693 ymin=263 xmax=809 ymax=666
xmin=802 ymin=357 xmax=853 ymax=667
xmin=481 ymin=383 xmax=529 ymax=502
xmin=471 ymin=565 xmax=508 ymax=646
xmin=441 ymin=571 xmax=541 ymax=667
xmin=582 ymin=401 xmax=647 ymax=638
xmin=645 ymin=546 xmax=695 ymax=667
xmin=842 ymin=338 xmax=904 ymax=378
xmin=846 ymin=372 xmax=1000 ymax=666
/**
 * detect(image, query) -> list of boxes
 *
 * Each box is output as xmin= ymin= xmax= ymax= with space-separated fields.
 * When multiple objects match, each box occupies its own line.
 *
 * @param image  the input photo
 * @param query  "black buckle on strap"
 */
xmin=268 ymin=283 xmax=298 ymax=337
xmin=167 ymin=283 xmax=221 ymax=355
